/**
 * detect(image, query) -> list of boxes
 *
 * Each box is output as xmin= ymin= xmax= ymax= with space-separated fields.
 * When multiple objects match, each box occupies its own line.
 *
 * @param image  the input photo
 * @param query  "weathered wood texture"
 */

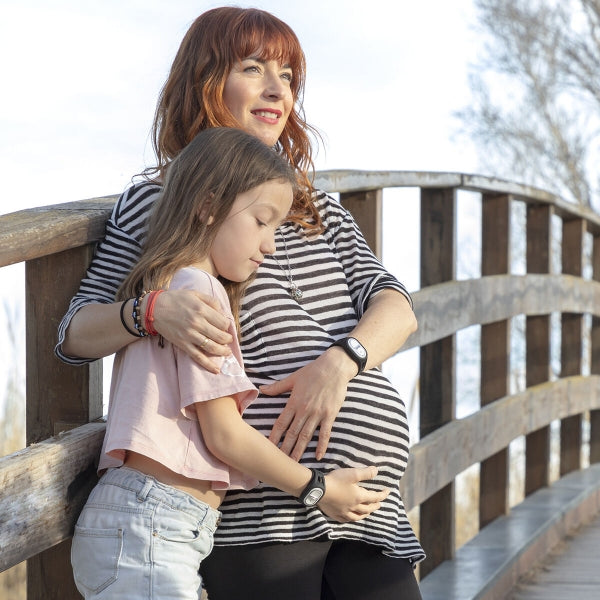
xmin=560 ymin=219 xmax=585 ymax=478
xmin=0 ymin=198 xmax=115 ymax=268
xmin=510 ymin=510 xmax=600 ymax=599
xmin=0 ymin=423 xmax=105 ymax=571
xmin=339 ymin=189 xmax=382 ymax=258
xmin=480 ymin=193 xmax=511 ymax=528
xmin=406 ymin=274 xmax=600 ymax=349
xmin=525 ymin=204 xmax=553 ymax=494
xmin=419 ymin=186 xmax=457 ymax=576
xmin=400 ymin=375 xmax=600 ymax=511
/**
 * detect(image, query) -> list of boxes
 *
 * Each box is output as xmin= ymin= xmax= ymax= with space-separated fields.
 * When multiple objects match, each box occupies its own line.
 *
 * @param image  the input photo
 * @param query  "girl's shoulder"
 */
xmin=170 ymin=267 xmax=229 ymax=303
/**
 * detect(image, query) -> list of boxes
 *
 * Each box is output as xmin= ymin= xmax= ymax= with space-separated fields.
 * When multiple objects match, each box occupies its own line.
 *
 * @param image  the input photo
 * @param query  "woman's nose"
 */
xmin=263 ymin=72 xmax=286 ymax=99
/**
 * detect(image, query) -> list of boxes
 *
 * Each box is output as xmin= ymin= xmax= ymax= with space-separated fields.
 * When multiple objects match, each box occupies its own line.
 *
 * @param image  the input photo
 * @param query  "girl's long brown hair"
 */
xmin=146 ymin=7 xmax=322 ymax=232
xmin=120 ymin=127 xmax=297 ymax=331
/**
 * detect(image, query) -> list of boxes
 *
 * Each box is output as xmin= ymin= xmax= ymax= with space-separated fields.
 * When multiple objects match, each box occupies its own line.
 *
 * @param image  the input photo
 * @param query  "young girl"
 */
xmin=70 ymin=127 xmax=388 ymax=600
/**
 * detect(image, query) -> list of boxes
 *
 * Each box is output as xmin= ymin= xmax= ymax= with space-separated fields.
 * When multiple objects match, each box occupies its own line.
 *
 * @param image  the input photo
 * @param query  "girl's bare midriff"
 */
xmin=123 ymin=451 xmax=226 ymax=509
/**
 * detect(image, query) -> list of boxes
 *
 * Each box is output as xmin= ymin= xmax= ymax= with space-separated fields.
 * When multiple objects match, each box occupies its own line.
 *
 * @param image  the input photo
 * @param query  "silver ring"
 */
xmin=199 ymin=336 xmax=209 ymax=349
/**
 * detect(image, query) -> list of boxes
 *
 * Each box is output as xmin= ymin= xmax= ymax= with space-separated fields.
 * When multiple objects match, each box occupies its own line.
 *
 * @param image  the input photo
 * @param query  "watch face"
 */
xmin=348 ymin=338 xmax=367 ymax=358
xmin=305 ymin=488 xmax=324 ymax=506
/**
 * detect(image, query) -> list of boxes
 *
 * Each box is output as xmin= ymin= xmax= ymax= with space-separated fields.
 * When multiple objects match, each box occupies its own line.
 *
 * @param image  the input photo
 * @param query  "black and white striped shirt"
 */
xmin=56 ymin=181 xmax=424 ymax=562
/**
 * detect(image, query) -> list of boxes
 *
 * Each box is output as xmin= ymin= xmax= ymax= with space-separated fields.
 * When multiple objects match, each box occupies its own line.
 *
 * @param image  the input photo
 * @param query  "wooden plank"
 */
xmin=419 ymin=187 xmax=456 ymax=576
xmin=0 ymin=198 xmax=116 ymax=268
xmin=339 ymin=189 xmax=382 ymax=258
xmin=511 ymin=513 xmax=600 ymax=599
xmin=560 ymin=219 xmax=585 ymax=476
xmin=526 ymin=204 xmax=553 ymax=493
xmin=480 ymin=193 xmax=510 ymax=527
xmin=404 ymin=274 xmax=600 ymax=351
xmin=400 ymin=375 xmax=600 ymax=511
xmin=0 ymin=422 xmax=105 ymax=571
xmin=312 ymin=170 xmax=600 ymax=233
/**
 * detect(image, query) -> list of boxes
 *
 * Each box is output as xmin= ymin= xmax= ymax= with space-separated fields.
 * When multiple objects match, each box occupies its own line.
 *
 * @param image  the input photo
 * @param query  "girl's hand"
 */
xmin=153 ymin=289 xmax=233 ymax=373
xmin=262 ymin=348 xmax=355 ymax=461
xmin=319 ymin=466 xmax=390 ymax=523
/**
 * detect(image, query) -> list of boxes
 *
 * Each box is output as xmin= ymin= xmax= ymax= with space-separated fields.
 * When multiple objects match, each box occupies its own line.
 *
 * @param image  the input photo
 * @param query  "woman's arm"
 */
xmin=263 ymin=289 xmax=417 ymax=460
xmin=62 ymin=291 xmax=234 ymax=372
xmin=57 ymin=183 xmax=233 ymax=371
xmin=196 ymin=396 xmax=390 ymax=522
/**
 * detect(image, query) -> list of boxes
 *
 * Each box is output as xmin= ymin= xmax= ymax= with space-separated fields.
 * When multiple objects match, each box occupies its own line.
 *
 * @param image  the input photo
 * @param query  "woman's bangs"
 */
xmin=234 ymin=23 xmax=305 ymax=89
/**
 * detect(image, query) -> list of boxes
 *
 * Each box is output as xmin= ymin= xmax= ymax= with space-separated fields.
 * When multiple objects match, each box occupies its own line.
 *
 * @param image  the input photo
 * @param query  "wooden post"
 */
xmin=419 ymin=186 xmax=456 ymax=576
xmin=525 ymin=205 xmax=553 ymax=493
xmin=479 ymin=194 xmax=510 ymax=528
xmin=25 ymin=245 xmax=103 ymax=600
xmin=340 ymin=189 xmax=382 ymax=259
xmin=591 ymin=233 xmax=600 ymax=464
xmin=560 ymin=218 xmax=584 ymax=476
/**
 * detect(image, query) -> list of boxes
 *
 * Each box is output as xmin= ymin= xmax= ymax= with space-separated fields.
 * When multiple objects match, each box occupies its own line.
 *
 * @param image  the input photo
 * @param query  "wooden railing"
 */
xmin=2 ymin=170 xmax=600 ymax=599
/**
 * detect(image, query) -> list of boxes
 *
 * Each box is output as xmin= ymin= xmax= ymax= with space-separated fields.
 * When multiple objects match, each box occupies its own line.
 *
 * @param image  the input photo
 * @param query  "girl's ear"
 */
xmin=198 ymin=193 xmax=215 ymax=224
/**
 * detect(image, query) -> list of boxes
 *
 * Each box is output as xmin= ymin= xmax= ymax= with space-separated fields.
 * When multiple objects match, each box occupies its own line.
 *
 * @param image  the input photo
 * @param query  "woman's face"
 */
xmin=223 ymin=57 xmax=294 ymax=147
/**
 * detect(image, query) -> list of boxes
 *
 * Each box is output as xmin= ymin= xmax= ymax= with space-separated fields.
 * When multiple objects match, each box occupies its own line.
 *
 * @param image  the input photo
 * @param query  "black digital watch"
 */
xmin=298 ymin=468 xmax=326 ymax=506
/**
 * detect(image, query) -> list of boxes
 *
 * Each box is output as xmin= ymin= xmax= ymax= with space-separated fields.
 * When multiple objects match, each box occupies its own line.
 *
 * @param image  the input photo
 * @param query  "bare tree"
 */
xmin=457 ymin=0 xmax=600 ymax=208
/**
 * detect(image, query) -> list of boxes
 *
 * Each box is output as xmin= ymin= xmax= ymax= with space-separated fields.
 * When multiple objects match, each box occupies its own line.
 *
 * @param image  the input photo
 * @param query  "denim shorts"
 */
xmin=71 ymin=467 xmax=221 ymax=599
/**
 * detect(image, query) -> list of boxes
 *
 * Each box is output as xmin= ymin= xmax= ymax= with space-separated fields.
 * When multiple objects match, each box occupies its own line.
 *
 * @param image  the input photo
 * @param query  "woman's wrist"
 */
xmin=325 ymin=345 xmax=362 ymax=382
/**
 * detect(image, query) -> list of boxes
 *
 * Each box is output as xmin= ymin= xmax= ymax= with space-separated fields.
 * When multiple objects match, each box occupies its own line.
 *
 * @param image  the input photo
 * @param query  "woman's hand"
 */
xmin=262 ymin=347 xmax=356 ymax=461
xmin=152 ymin=289 xmax=233 ymax=373
xmin=263 ymin=290 xmax=417 ymax=461
xmin=319 ymin=466 xmax=390 ymax=523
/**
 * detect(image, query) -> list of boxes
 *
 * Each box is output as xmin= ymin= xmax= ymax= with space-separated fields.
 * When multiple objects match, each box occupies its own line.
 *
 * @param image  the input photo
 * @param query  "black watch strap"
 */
xmin=297 ymin=468 xmax=326 ymax=506
xmin=330 ymin=336 xmax=368 ymax=375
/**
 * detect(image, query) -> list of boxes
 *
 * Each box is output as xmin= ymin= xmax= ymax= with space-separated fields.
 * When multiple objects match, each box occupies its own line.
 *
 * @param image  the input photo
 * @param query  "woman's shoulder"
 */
xmin=311 ymin=189 xmax=352 ymax=233
xmin=112 ymin=180 xmax=162 ymax=225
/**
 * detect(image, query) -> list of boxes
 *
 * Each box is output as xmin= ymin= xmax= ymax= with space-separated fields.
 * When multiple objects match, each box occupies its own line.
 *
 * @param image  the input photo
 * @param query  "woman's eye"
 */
xmin=281 ymin=72 xmax=293 ymax=83
xmin=244 ymin=64 xmax=261 ymax=74
xmin=256 ymin=219 xmax=267 ymax=227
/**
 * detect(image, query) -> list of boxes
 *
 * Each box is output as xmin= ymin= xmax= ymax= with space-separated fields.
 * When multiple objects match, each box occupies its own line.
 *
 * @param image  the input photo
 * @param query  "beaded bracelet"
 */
xmin=132 ymin=290 xmax=150 ymax=337
xmin=119 ymin=298 xmax=139 ymax=337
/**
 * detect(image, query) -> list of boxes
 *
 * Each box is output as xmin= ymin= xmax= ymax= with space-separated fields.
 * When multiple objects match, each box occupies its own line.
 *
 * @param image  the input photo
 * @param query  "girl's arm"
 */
xmin=195 ymin=396 xmax=389 ymax=523
xmin=264 ymin=289 xmax=417 ymax=460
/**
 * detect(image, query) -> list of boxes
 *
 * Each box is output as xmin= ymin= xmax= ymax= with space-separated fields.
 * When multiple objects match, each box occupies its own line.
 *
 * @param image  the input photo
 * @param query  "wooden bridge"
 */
xmin=1 ymin=170 xmax=600 ymax=599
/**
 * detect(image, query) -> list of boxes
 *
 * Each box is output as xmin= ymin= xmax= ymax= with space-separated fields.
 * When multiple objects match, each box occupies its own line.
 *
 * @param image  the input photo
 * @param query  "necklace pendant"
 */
xmin=290 ymin=285 xmax=303 ymax=300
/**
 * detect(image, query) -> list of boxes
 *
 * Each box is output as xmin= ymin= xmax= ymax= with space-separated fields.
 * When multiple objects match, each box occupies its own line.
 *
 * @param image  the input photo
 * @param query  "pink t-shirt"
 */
xmin=99 ymin=267 xmax=259 ymax=490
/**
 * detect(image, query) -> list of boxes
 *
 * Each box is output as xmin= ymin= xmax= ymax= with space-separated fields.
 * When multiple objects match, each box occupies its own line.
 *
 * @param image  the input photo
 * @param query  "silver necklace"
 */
xmin=272 ymin=234 xmax=303 ymax=301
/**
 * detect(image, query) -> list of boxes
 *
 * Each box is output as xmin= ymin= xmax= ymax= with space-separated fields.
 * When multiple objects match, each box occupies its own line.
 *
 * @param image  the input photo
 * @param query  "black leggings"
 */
xmin=200 ymin=539 xmax=422 ymax=600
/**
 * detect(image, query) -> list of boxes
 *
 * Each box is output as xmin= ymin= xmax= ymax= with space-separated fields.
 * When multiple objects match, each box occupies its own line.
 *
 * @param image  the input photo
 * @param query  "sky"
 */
xmin=0 ymin=0 xmax=481 ymax=423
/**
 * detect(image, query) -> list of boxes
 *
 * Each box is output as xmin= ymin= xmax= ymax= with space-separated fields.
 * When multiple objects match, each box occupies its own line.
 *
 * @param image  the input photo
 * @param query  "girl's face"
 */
xmin=206 ymin=180 xmax=293 ymax=282
xmin=223 ymin=57 xmax=294 ymax=147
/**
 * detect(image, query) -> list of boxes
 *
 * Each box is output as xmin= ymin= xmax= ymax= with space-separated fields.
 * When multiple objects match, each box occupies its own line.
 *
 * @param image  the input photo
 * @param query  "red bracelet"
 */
xmin=144 ymin=290 xmax=164 ymax=337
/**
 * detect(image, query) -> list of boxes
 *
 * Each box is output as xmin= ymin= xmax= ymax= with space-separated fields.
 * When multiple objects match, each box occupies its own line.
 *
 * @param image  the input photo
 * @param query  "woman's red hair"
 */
xmin=149 ymin=7 xmax=322 ymax=230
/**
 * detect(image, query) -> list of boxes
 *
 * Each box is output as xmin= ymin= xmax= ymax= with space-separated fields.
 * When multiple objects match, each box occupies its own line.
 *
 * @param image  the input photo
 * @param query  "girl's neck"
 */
xmin=190 ymin=257 xmax=217 ymax=277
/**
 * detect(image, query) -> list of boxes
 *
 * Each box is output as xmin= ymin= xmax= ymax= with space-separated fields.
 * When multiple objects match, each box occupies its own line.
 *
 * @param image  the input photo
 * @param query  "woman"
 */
xmin=57 ymin=7 xmax=424 ymax=599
